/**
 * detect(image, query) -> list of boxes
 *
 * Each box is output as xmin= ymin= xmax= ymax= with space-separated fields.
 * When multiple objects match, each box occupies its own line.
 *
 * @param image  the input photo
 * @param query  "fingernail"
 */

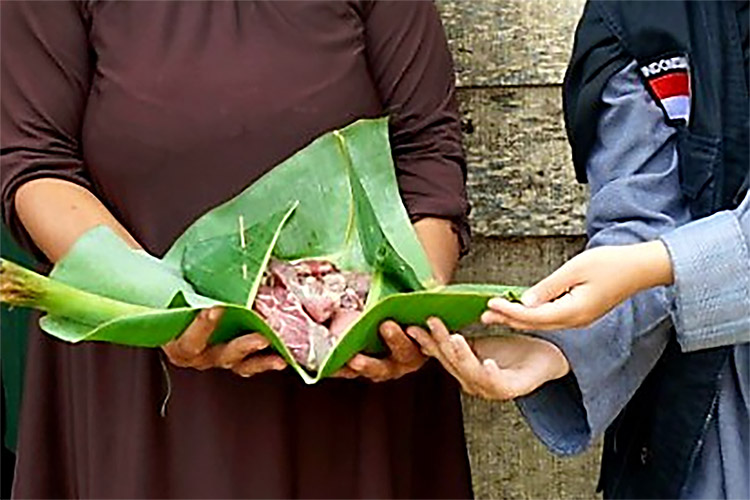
xmin=349 ymin=358 xmax=364 ymax=370
xmin=245 ymin=337 xmax=268 ymax=351
xmin=481 ymin=311 xmax=500 ymax=324
xmin=208 ymin=307 xmax=222 ymax=322
xmin=487 ymin=298 xmax=504 ymax=309
xmin=521 ymin=292 xmax=538 ymax=307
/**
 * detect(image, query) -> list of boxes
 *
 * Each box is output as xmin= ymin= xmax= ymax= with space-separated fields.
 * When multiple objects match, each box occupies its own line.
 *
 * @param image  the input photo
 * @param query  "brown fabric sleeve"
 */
xmin=361 ymin=0 xmax=471 ymax=254
xmin=0 ymin=1 xmax=94 ymax=259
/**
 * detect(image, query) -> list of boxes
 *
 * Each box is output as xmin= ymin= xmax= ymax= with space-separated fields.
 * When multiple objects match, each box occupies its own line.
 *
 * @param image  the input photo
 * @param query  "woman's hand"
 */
xmin=162 ymin=307 xmax=287 ymax=377
xmin=483 ymin=241 xmax=674 ymax=331
xmin=333 ymin=320 xmax=427 ymax=382
xmin=406 ymin=317 xmax=569 ymax=400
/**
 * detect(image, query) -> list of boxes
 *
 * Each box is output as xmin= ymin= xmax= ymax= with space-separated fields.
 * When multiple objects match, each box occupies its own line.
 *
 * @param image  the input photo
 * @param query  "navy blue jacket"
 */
xmin=563 ymin=2 xmax=748 ymax=498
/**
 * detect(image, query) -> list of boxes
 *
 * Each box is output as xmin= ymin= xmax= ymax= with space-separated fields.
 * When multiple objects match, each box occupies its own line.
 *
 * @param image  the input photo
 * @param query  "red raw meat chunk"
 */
xmin=254 ymin=285 xmax=332 ymax=370
xmin=269 ymin=260 xmax=339 ymax=323
xmin=253 ymin=259 xmax=372 ymax=371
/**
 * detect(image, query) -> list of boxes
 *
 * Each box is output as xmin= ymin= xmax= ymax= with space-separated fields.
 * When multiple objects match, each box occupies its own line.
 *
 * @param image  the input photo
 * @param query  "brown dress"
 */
xmin=0 ymin=1 xmax=472 ymax=498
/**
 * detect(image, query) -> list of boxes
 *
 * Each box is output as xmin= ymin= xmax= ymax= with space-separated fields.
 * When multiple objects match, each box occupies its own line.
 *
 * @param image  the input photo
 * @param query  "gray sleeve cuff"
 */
xmin=516 ymin=373 xmax=590 ymax=455
xmin=516 ymin=290 xmax=673 ymax=455
xmin=660 ymin=211 xmax=750 ymax=352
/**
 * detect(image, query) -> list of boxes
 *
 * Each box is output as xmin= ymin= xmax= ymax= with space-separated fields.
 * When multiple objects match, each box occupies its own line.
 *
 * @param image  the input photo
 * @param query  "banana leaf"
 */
xmin=0 ymin=118 xmax=523 ymax=383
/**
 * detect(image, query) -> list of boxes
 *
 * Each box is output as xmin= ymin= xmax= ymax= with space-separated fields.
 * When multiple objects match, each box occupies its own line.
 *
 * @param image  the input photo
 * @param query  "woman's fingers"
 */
xmin=162 ymin=307 xmax=224 ymax=366
xmin=232 ymin=354 xmax=286 ymax=378
xmin=346 ymin=348 xmax=425 ymax=383
xmin=347 ymin=354 xmax=394 ymax=382
xmin=426 ymin=317 xmax=451 ymax=343
xmin=162 ymin=308 xmax=285 ymax=376
xmin=340 ymin=321 xmax=426 ymax=382
xmin=179 ymin=307 xmax=224 ymax=356
xmin=379 ymin=320 xmax=424 ymax=367
xmin=405 ymin=325 xmax=440 ymax=358
xmin=214 ymin=333 xmax=271 ymax=369
xmin=330 ymin=366 xmax=361 ymax=379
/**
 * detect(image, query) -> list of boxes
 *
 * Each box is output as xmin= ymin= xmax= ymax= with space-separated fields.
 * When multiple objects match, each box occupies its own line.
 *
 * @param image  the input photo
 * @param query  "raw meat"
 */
xmin=253 ymin=258 xmax=371 ymax=371
xmin=254 ymin=285 xmax=332 ymax=369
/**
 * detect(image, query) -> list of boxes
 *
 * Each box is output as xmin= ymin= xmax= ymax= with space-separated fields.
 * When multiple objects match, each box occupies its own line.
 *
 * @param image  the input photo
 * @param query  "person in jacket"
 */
xmin=407 ymin=1 xmax=749 ymax=498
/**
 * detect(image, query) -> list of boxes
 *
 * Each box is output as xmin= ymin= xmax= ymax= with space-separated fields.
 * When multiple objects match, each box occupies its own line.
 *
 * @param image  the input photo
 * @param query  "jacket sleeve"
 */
xmin=0 ymin=1 xmax=94 ymax=259
xmin=516 ymin=60 xmax=692 ymax=455
xmin=660 ymin=189 xmax=750 ymax=352
xmin=563 ymin=1 xmax=631 ymax=183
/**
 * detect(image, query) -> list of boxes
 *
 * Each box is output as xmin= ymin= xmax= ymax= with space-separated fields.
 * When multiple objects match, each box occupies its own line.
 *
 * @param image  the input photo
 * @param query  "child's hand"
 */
xmin=483 ymin=241 xmax=673 ymax=331
xmin=405 ymin=317 xmax=569 ymax=400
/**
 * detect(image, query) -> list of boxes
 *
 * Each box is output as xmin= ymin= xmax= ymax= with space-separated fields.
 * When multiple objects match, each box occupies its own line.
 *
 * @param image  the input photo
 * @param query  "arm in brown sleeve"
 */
xmin=361 ymin=0 xmax=470 ymax=258
xmin=1 ymin=1 xmax=137 ymax=262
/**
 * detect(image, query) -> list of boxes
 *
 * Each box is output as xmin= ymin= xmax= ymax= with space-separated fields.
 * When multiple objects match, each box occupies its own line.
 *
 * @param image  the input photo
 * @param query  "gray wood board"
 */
xmin=439 ymin=0 xmax=586 ymax=87
xmin=458 ymin=86 xmax=588 ymax=237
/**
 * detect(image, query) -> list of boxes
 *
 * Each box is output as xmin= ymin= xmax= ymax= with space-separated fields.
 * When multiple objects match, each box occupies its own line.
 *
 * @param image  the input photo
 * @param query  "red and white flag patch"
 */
xmin=640 ymin=55 xmax=691 ymax=124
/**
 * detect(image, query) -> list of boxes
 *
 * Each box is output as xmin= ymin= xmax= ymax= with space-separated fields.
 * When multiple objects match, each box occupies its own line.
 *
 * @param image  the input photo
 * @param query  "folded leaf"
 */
xmin=0 ymin=118 xmax=525 ymax=383
xmin=182 ymin=202 xmax=298 ymax=305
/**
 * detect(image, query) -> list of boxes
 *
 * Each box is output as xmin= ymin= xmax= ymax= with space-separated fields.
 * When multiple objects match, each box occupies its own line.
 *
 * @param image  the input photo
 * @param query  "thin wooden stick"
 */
xmin=238 ymin=215 xmax=246 ymax=248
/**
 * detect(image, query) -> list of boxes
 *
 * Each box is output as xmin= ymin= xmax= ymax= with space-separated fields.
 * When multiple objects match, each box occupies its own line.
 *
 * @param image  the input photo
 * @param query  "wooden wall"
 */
xmin=437 ymin=1 xmax=602 ymax=498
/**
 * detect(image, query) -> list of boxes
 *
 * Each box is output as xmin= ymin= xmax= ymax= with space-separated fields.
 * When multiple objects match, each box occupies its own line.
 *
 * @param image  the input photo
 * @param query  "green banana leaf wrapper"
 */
xmin=1 ymin=118 xmax=523 ymax=384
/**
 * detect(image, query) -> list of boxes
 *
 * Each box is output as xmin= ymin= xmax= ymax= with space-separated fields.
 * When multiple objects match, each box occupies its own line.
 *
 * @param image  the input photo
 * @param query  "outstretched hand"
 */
xmin=406 ymin=317 xmax=569 ymax=400
xmin=483 ymin=241 xmax=673 ymax=331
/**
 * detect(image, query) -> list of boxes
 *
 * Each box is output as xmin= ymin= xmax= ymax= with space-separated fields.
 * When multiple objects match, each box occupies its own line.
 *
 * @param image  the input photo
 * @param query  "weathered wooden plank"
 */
xmin=456 ymin=235 xmax=599 ymax=500
xmin=438 ymin=0 xmax=585 ymax=87
xmin=458 ymin=86 xmax=588 ymax=237
xmin=464 ymin=395 xmax=601 ymax=500
xmin=455 ymin=235 xmax=585 ymax=285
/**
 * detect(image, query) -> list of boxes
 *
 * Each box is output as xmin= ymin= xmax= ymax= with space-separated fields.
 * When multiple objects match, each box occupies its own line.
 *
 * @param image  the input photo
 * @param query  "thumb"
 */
xmin=522 ymin=259 xmax=581 ymax=307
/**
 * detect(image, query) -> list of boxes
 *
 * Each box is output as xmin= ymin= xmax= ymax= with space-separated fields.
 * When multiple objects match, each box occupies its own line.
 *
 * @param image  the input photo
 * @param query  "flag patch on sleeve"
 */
xmin=640 ymin=55 xmax=691 ymax=124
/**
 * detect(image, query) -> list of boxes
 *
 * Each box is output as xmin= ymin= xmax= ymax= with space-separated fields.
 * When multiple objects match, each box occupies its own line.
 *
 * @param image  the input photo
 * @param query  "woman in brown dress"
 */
xmin=1 ymin=1 xmax=472 ymax=498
